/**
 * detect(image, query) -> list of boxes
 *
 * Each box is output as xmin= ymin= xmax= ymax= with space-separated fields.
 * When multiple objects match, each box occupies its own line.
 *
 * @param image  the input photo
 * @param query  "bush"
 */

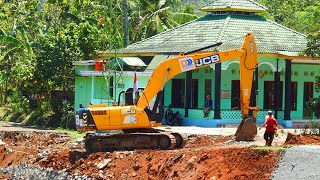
xmin=308 ymin=120 xmax=320 ymax=135
xmin=9 ymin=88 xmax=30 ymax=114
xmin=306 ymin=97 xmax=320 ymax=118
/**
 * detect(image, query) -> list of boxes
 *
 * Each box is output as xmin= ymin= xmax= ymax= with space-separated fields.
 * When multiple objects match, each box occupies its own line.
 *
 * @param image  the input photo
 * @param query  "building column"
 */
xmin=274 ymin=59 xmax=280 ymax=119
xmin=284 ymin=59 xmax=292 ymax=120
xmin=214 ymin=63 xmax=221 ymax=119
xmin=185 ymin=71 xmax=192 ymax=117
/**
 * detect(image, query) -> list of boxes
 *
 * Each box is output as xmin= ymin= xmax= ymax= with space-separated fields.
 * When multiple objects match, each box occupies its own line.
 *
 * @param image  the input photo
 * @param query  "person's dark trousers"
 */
xmin=264 ymin=131 xmax=274 ymax=146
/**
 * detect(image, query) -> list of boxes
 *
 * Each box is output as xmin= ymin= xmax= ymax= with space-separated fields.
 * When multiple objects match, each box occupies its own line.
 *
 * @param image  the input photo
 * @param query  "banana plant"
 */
xmin=0 ymin=25 xmax=34 ymax=104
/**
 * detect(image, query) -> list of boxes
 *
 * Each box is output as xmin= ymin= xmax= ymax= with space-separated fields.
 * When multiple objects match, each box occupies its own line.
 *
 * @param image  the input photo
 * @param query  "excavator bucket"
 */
xmin=235 ymin=117 xmax=257 ymax=141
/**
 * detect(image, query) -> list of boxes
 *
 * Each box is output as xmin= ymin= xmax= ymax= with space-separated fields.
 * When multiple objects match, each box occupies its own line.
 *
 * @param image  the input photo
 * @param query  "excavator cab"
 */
xmin=117 ymin=88 xmax=144 ymax=106
xmin=117 ymin=88 xmax=165 ymax=123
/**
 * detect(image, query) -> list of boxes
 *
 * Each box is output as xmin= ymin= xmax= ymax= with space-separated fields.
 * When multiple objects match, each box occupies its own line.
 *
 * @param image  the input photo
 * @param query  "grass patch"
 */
xmin=252 ymin=146 xmax=287 ymax=151
xmin=0 ymin=107 xmax=7 ymax=117
xmin=0 ymin=106 xmax=11 ymax=121
xmin=56 ymin=128 xmax=86 ymax=141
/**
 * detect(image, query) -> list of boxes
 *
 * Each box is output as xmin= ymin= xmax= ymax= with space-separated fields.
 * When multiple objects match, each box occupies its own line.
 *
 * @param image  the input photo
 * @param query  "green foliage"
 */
xmin=34 ymin=26 xmax=79 ymax=92
xmin=316 ymin=75 xmax=320 ymax=92
xmin=60 ymin=100 xmax=75 ymax=129
xmin=181 ymin=0 xmax=209 ymax=10
xmin=129 ymin=0 xmax=198 ymax=41
xmin=257 ymin=0 xmax=320 ymax=60
xmin=0 ymin=0 xmax=197 ymax=128
xmin=294 ymin=5 xmax=320 ymax=34
xmin=307 ymin=97 xmax=320 ymax=118
xmin=258 ymin=0 xmax=318 ymax=32
xmin=307 ymin=120 xmax=320 ymax=135
xmin=305 ymin=31 xmax=320 ymax=57
xmin=8 ymin=87 xmax=29 ymax=113
xmin=26 ymin=108 xmax=53 ymax=127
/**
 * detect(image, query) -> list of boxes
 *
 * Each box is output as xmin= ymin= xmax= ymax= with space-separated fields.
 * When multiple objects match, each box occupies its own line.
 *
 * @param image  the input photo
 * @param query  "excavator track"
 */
xmin=85 ymin=132 xmax=177 ymax=152
xmin=171 ymin=133 xmax=188 ymax=148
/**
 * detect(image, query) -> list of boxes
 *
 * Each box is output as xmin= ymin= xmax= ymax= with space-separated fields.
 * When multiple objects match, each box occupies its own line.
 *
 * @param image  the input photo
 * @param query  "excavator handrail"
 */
xmin=184 ymin=34 xmax=247 ymax=55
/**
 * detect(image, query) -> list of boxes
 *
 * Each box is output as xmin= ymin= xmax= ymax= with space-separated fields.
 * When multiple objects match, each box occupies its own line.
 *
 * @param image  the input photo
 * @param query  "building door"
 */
xmin=171 ymin=79 xmax=185 ymax=108
xmin=303 ymin=82 xmax=313 ymax=119
xmin=231 ymin=80 xmax=240 ymax=109
xmin=263 ymin=81 xmax=283 ymax=110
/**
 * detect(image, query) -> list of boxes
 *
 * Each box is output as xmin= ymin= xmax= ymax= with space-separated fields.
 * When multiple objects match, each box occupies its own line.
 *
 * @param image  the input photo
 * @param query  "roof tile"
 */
xmin=118 ymin=14 xmax=306 ymax=54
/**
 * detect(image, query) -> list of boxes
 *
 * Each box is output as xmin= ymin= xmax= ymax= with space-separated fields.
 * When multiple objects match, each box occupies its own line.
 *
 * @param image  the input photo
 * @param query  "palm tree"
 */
xmin=129 ymin=0 xmax=198 ymax=42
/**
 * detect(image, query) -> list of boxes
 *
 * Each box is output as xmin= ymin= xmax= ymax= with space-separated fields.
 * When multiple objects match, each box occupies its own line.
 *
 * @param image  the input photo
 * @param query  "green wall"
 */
xmin=74 ymin=71 xmax=151 ymax=109
xmin=75 ymin=77 xmax=92 ymax=109
xmin=291 ymin=63 xmax=320 ymax=119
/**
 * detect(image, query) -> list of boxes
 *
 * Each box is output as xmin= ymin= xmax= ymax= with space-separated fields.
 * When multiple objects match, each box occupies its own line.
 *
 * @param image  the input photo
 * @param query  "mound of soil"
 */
xmin=36 ymin=147 xmax=280 ymax=180
xmin=284 ymin=133 xmax=320 ymax=145
xmin=184 ymin=135 xmax=235 ymax=148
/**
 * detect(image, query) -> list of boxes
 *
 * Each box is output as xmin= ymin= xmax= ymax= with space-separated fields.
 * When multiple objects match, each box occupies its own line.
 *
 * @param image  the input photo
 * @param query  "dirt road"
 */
xmin=0 ymin=121 xmax=56 ymax=132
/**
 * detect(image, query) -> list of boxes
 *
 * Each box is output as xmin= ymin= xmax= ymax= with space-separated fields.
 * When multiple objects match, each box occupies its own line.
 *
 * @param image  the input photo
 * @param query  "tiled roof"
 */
xmin=118 ymin=14 xmax=306 ymax=55
xmin=200 ymin=0 xmax=267 ymax=12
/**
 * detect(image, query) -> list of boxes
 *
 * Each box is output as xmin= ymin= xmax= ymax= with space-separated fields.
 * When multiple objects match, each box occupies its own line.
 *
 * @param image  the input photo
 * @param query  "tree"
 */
xmin=129 ymin=0 xmax=198 ymax=42
xmin=257 ymin=0 xmax=319 ymax=35
xmin=0 ymin=27 xmax=35 ymax=105
xmin=294 ymin=4 xmax=320 ymax=34
xmin=0 ymin=0 xmax=39 ymax=105
xmin=0 ymin=0 xmax=199 ymax=127
xmin=305 ymin=31 xmax=320 ymax=57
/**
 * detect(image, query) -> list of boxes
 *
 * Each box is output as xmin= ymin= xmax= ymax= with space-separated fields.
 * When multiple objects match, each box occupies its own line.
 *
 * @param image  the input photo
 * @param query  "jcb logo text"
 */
xmin=196 ymin=55 xmax=220 ymax=67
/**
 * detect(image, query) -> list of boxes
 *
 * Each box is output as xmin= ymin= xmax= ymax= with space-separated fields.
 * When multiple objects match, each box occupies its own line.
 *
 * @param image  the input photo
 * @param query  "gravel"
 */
xmin=272 ymin=146 xmax=320 ymax=180
xmin=0 ymin=163 xmax=94 ymax=180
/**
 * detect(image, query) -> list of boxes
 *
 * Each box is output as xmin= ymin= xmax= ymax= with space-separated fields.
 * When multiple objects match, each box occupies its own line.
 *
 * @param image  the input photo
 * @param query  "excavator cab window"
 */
xmin=125 ymin=88 xmax=134 ymax=105
xmin=117 ymin=88 xmax=144 ymax=106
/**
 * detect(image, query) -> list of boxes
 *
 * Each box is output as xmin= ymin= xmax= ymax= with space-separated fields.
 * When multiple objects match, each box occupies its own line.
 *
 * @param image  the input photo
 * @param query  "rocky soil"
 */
xmin=0 ymin=126 xmax=320 ymax=180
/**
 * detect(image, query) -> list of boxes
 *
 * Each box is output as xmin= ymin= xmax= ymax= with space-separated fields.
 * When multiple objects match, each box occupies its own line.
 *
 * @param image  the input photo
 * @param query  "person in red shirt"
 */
xmin=259 ymin=111 xmax=278 ymax=146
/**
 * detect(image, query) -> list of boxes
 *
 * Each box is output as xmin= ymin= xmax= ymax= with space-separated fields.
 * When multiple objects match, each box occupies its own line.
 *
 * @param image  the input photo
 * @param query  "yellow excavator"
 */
xmin=76 ymin=32 xmax=260 ymax=152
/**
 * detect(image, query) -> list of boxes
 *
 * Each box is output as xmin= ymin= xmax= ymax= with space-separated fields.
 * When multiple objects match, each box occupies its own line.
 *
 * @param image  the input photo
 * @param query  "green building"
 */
xmin=73 ymin=0 xmax=320 ymax=128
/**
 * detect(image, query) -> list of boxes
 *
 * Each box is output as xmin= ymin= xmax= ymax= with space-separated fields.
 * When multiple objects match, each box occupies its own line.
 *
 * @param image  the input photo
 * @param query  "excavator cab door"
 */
xmin=124 ymin=89 xmax=134 ymax=105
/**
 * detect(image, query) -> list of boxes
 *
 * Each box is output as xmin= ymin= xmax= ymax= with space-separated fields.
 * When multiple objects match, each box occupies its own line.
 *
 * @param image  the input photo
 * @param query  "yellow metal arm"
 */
xmin=137 ymin=33 xmax=258 ymax=118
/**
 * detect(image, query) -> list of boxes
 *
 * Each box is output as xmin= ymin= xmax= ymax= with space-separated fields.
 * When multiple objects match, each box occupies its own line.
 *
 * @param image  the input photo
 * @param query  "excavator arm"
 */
xmin=138 ymin=33 xmax=259 ymax=121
